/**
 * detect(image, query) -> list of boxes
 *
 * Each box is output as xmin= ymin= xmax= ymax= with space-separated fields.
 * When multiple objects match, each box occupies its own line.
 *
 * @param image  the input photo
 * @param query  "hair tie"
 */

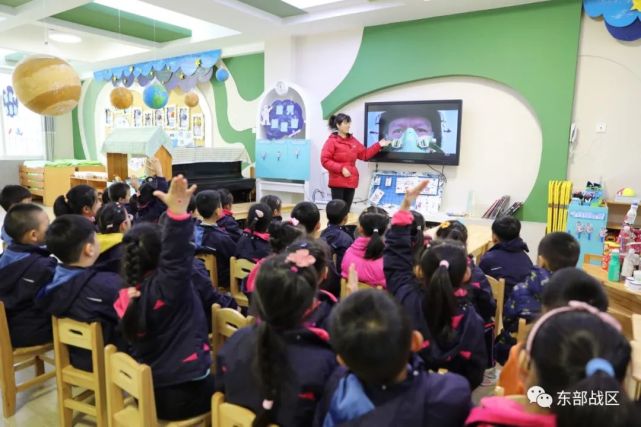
xmin=106 ymin=224 xmax=114 ymax=229
xmin=440 ymin=221 xmax=451 ymax=229
xmin=586 ymin=358 xmax=615 ymax=378
xmin=289 ymin=217 xmax=300 ymax=227
xmin=255 ymin=209 xmax=264 ymax=219
xmin=373 ymin=228 xmax=379 ymax=233
xmin=286 ymin=249 xmax=316 ymax=269
xmin=439 ymin=260 xmax=449 ymax=269
xmin=262 ymin=399 xmax=274 ymax=410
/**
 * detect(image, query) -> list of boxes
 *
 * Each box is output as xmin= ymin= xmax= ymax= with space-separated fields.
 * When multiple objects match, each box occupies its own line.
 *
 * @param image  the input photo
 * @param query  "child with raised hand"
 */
xmin=37 ymin=214 xmax=124 ymax=371
xmin=479 ymin=215 xmax=533 ymax=297
xmin=384 ymin=180 xmax=487 ymax=389
xmin=216 ymin=188 xmax=242 ymax=242
xmin=114 ymin=175 xmax=214 ymax=421
xmin=216 ymin=251 xmax=337 ymax=427
xmin=497 ymin=267 xmax=609 ymax=396
xmin=53 ymin=184 xmax=102 ymax=222
xmin=234 ymin=203 xmax=273 ymax=263
xmin=320 ymin=199 xmax=353 ymax=276
xmin=194 ymin=190 xmax=237 ymax=288
xmin=1 ymin=185 xmax=32 ymax=246
xmin=341 ymin=206 xmax=388 ymax=288
xmin=466 ymin=302 xmax=638 ymax=427
xmin=95 ymin=202 xmax=132 ymax=273
xmin=0 ymin=204 xmax=56 ymax=347
xmin=315 ymin=289 xmax=471 ymax=427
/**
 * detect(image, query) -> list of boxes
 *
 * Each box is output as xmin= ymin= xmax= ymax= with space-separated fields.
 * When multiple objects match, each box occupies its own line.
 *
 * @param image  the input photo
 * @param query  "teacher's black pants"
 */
xmin=330 ymin=187 xmax=355 ymax=213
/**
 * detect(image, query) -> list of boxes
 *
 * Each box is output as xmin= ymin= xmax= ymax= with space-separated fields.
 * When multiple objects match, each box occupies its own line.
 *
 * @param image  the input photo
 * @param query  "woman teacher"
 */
xmin=321 ymin=113 xmax=390 ymax=212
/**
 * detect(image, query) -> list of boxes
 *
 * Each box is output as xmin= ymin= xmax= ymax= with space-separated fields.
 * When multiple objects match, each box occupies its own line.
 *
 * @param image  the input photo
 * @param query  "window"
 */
xmin=0 ymin=72 xmax=45 ymax=160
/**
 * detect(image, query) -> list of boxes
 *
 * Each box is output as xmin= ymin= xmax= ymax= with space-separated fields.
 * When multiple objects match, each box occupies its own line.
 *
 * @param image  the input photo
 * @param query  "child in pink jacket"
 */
xmin=341 ymin=206 xmax=388 ymax=288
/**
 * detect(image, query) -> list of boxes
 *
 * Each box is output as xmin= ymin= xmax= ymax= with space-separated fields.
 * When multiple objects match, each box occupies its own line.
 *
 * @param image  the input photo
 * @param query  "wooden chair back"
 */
xmin=608 ymin=309 xmax=633 ymax=341
xmin=52 ymin=316 xmax=107 ymax=426
xmin=516 ymin=318 xmax=532 ymax=343
xmin=632 ymin=313 xmax=641 ymax=342
xmin=196 ymin=253 xmax=219 ymax=289
xmin=211 ymin=304 xmax=254 ymax=371
xmin=339 ymin=278 xmax=382 ymax=299
xmin=229 ymin=257 xmax=255 ymax=308
xmin=212 ymin=392 xmax=277 ymax=427
xmin=0 ymin=301 xmax=55 ymax=417
xmin=105 ymin=345 xmax=210 ymax=427
xmin=485 ymin=275 xmax=505 ymax=338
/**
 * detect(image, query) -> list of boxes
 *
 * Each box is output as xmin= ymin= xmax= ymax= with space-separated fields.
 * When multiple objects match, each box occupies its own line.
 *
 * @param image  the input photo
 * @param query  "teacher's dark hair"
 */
xmin=328 ymin=113 xmax=351 ymax=131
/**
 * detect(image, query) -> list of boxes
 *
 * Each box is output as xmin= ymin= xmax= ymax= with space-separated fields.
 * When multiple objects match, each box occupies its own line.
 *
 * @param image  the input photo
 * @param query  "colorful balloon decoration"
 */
xmin=110 ymin=87 xmax=133 ymax=110
xmin=12 ymin=54 xmax=80 ymax=116
xmin=143 ymin=83 xmax=169 ymax=110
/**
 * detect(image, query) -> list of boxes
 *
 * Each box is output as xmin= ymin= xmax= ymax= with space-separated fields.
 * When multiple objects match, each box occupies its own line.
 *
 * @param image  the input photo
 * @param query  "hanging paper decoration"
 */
xmin=584 ymin=0 xmax=641 ymax=41
xmin=94 ymin=50 xmax=224 ymax=93
xmin=12 ymin=55 xmax=80 ymax=116
xmin=2 ymin=85 xmax=18 ymax=118
xmin=143 ymin=82 xmax=169 ymax=110
xmin=184 ymin=92 xmax=199 ymax=108
xmin=110 ymin=87 xmax=133 ymax=110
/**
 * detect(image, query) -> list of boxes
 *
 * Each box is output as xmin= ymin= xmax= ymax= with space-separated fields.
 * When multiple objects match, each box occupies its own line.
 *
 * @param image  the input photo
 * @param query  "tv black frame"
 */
xmin=363 ymin=99 xmax=463 ymax=166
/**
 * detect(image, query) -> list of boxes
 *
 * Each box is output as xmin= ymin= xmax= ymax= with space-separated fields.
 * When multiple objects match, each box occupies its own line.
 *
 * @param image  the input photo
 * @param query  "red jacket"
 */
xmin=321 ymin=133 xmax=381 ymax=189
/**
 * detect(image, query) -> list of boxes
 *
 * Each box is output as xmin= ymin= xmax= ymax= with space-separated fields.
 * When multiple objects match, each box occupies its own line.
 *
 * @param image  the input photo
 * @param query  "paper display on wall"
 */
xmin=368 ymin=171 xmax=444 ymax=217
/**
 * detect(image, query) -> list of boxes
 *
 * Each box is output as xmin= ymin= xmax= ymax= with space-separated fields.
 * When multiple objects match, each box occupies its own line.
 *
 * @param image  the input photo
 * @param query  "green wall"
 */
xmin=322 ymin=0 xmax=583 ymax=222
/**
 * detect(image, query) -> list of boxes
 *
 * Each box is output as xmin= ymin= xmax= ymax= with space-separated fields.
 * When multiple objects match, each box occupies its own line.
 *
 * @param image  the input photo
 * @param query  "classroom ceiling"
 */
xmin=0 ymin=0 xmax=551 ymax=77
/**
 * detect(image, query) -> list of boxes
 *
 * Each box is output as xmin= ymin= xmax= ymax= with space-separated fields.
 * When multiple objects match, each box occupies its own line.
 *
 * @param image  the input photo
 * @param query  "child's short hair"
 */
xmin=542 ymin=267 xmax=608 ymax=311
xmin=291 ymin=201 xmax=320 ymax=234
xmin=538 ymin=232 xmax=580 ymax=271
xmin=107 ymin=182 xmax=130 ymax=203
xmin=4 ymin=203 xmax=45 ymax=242
xmin=46 ymin=215 xmax=96 ymax=264
xmin=268 ymin=221 xmax=304 ymax=253
xmin=96 ymin=203 xmax=128 ymax=234
xmin=260 ymin=195 xmax=282 ymax=214
xmin=1 ymin=185 xmax=32 ymax=212
xmin=138 ymin=181 xmax=157 ymax=206
xmin=196 ymin=190 xmax=221 ymax=219
xmin=436 ymin=220 xmax=468 ymax=245
xmin=326 ymin=199 xmax=349 ymax=225
xmin=218 ymin=188 xmax=233 ymax=208
xmin=53 ymin=185 xmax=98 ymax=217
xmin=330 ymin=289 xmax=412 ymax=385
xmin=492 ymin=216 xmax=521 ymax=242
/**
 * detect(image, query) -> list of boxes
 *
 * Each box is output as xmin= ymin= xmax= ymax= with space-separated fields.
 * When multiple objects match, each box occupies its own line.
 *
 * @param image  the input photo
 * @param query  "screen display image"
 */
xmin=364 ymin=100 xmax=462 ymax=165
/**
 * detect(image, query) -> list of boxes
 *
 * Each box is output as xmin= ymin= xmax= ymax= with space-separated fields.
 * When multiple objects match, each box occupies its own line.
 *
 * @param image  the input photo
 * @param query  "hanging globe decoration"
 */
xmin=143 ymin=82 xmax=169 ymax=109
xmin=12 ymin=54 xmax=81 ymax=116
xmin=184 ymin=91 xmax=199 ymax=108
xmin=110 ymin=87 xmax=133 ymax=110
xmin=215 ymin=68 xmax=229 ymax=82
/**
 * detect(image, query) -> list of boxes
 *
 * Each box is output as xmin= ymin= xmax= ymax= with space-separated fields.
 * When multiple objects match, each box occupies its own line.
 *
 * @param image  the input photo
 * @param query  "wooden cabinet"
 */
xmin=605 ymin=200 xmax=641 ymax=230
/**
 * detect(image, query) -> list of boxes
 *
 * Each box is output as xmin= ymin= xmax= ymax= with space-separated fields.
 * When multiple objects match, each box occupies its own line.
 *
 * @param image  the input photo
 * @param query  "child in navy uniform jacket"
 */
xmin=114 ymin=176 xmax=214 ymax=421
xmin=0 ymin=204 xmax=55 ymax=347
xmin=479 ymin=216 xmax=533 ymax=298
xmin=314 ymin=289 xmax=471 ymax=427
xmin=320 ymin=199 xmax=353 ymax=275
xmin=384 ymin=181 xmax=487 ymax=389
xmin=217 ymin=188 xmax=242 ymax=242
xmin=36 ymin=214 xmax=125 ymax=372
xmin=217 ymin=251 xmax=338 ymax=427
xmin=194 ymin=190 xmax=237 ymax=288
xmin=497 ymin=231 xmax=580 ymax=364
xmin=135 ymin=176 xmax=168 ymax=223
xmin=234 ymin=203 xmax=272 ymax=263
xmin=1 ymin=185 xmax=32 ymax=246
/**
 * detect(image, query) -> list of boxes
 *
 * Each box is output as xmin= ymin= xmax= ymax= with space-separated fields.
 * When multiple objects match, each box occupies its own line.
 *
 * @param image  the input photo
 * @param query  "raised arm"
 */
xmin=357 ymin=138 xmax=390 ymax=161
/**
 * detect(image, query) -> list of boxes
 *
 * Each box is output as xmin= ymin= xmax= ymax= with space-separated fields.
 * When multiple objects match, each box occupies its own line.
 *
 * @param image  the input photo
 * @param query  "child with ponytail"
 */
xmin=341 ymin=206 xmax=388 ymax=288
xmin=53 ymin=184 xmax=102 ymax=222
xmin=216 ymin=251 xmax=337 ymax=427
xmin=114 ymin=176 xmax=215 ymax=421
xmin=384 ymin=181 xmax=486 ymax=389
xmin=466 ymin=302 xmax=639 ymax=427
xmin=234 ymin=203 xmax=273 ymax=263
xmin=95 ymin=202 xmax=132 ymax=273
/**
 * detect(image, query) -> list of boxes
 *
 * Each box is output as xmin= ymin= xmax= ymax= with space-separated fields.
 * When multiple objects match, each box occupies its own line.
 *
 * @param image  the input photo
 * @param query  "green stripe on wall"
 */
xmin=211 ymin=79 xmax=256 ymax=162
xmin=71 ymin=107 xmax=84 ymax=160
xmin=322 ymin=0 xmax=582 ymax=222
xmin=0 ymin=0 xmax=32 ymax=7
xmin=225 ymin=53 xmax=265 ymax=102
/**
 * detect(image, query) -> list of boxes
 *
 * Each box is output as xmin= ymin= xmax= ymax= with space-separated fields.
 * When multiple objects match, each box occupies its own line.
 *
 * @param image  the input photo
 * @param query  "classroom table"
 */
xmin=584 ymin=263 xmax=641 ymax=317
xmin=427 ymin=223 xmax=493 ymax=263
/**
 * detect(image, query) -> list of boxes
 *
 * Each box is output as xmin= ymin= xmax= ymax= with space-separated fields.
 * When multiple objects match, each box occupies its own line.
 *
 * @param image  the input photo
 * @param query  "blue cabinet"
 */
xmin=255 ymin=139 xmax=311 ymax=181
xmin=567 ymin=200 xmax=608 ymax=267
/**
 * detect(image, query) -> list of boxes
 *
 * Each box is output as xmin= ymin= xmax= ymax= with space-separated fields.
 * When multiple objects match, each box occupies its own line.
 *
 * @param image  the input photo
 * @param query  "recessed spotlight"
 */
xmin=48 ymin=31 xmax=82 ymax=44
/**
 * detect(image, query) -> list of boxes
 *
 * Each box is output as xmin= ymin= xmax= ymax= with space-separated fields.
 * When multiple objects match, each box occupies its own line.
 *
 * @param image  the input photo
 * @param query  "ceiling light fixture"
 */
xmin=48 ymin=31 xmax=82 ymax=44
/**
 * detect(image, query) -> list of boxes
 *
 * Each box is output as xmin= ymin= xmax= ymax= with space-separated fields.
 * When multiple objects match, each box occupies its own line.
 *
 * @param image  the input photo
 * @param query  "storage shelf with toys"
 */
xmin=605 ymin=200 xmax=641 ymax=230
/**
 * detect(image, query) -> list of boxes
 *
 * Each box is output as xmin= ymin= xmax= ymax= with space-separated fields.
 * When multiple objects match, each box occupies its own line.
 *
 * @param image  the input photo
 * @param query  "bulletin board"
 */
xmin=367 ymin=171 xmax=444 ymax=217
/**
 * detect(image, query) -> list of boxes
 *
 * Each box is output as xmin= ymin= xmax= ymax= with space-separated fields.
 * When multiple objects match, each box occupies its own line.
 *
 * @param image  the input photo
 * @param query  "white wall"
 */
xmin=52 ymin=113 xmax=74 ymax=159
xmin=569 ymin=15 xmax=641 ymax=198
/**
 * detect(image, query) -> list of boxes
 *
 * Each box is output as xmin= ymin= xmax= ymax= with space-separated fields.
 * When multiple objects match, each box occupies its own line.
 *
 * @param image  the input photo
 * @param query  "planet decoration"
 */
xmin=110 ymin=87 xmax=133 ymax=110
xmin=12 ymin=54 xmax=81 ymax=116
xmin=143 ymin=82 xmax=169 ymax=109
xmin=184 ymin=91 xmax=199 ymax=108
xmin=215 ymin=68 xmax=229 ymax=82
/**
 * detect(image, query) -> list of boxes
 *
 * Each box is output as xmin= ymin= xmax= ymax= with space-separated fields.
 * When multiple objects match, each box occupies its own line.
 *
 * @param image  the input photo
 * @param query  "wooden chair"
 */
xmin=196 ymin=253 xmax=219 ymax=289
xmin=210 ymin=304 xmax=254 ymax=371
xmin=52 ymin=316 xmax=107 ymax=427
xmin=486 ymin=275 xmax=505 ymax=338
xmin=632 ymin=313 xmax=641 ymax=341
xmin=105 ymin=345 xmax=210 ymax=427
xmin=212 ymin=392 xmax=277 ymax=427
xmin=516 ymin=318 xmax=532 ymax=343
xmin=608 ymin=309 xmax=633 ymax=341
xmin=339 ymin=278 xmax=382 ymax=300
xmin=583 ymin=253 xmax=603 ymax=266
xmin=229 ymin=257 xmax=255 ymax=308
xmin=0 ymin=301 xmax=55 ymax=417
